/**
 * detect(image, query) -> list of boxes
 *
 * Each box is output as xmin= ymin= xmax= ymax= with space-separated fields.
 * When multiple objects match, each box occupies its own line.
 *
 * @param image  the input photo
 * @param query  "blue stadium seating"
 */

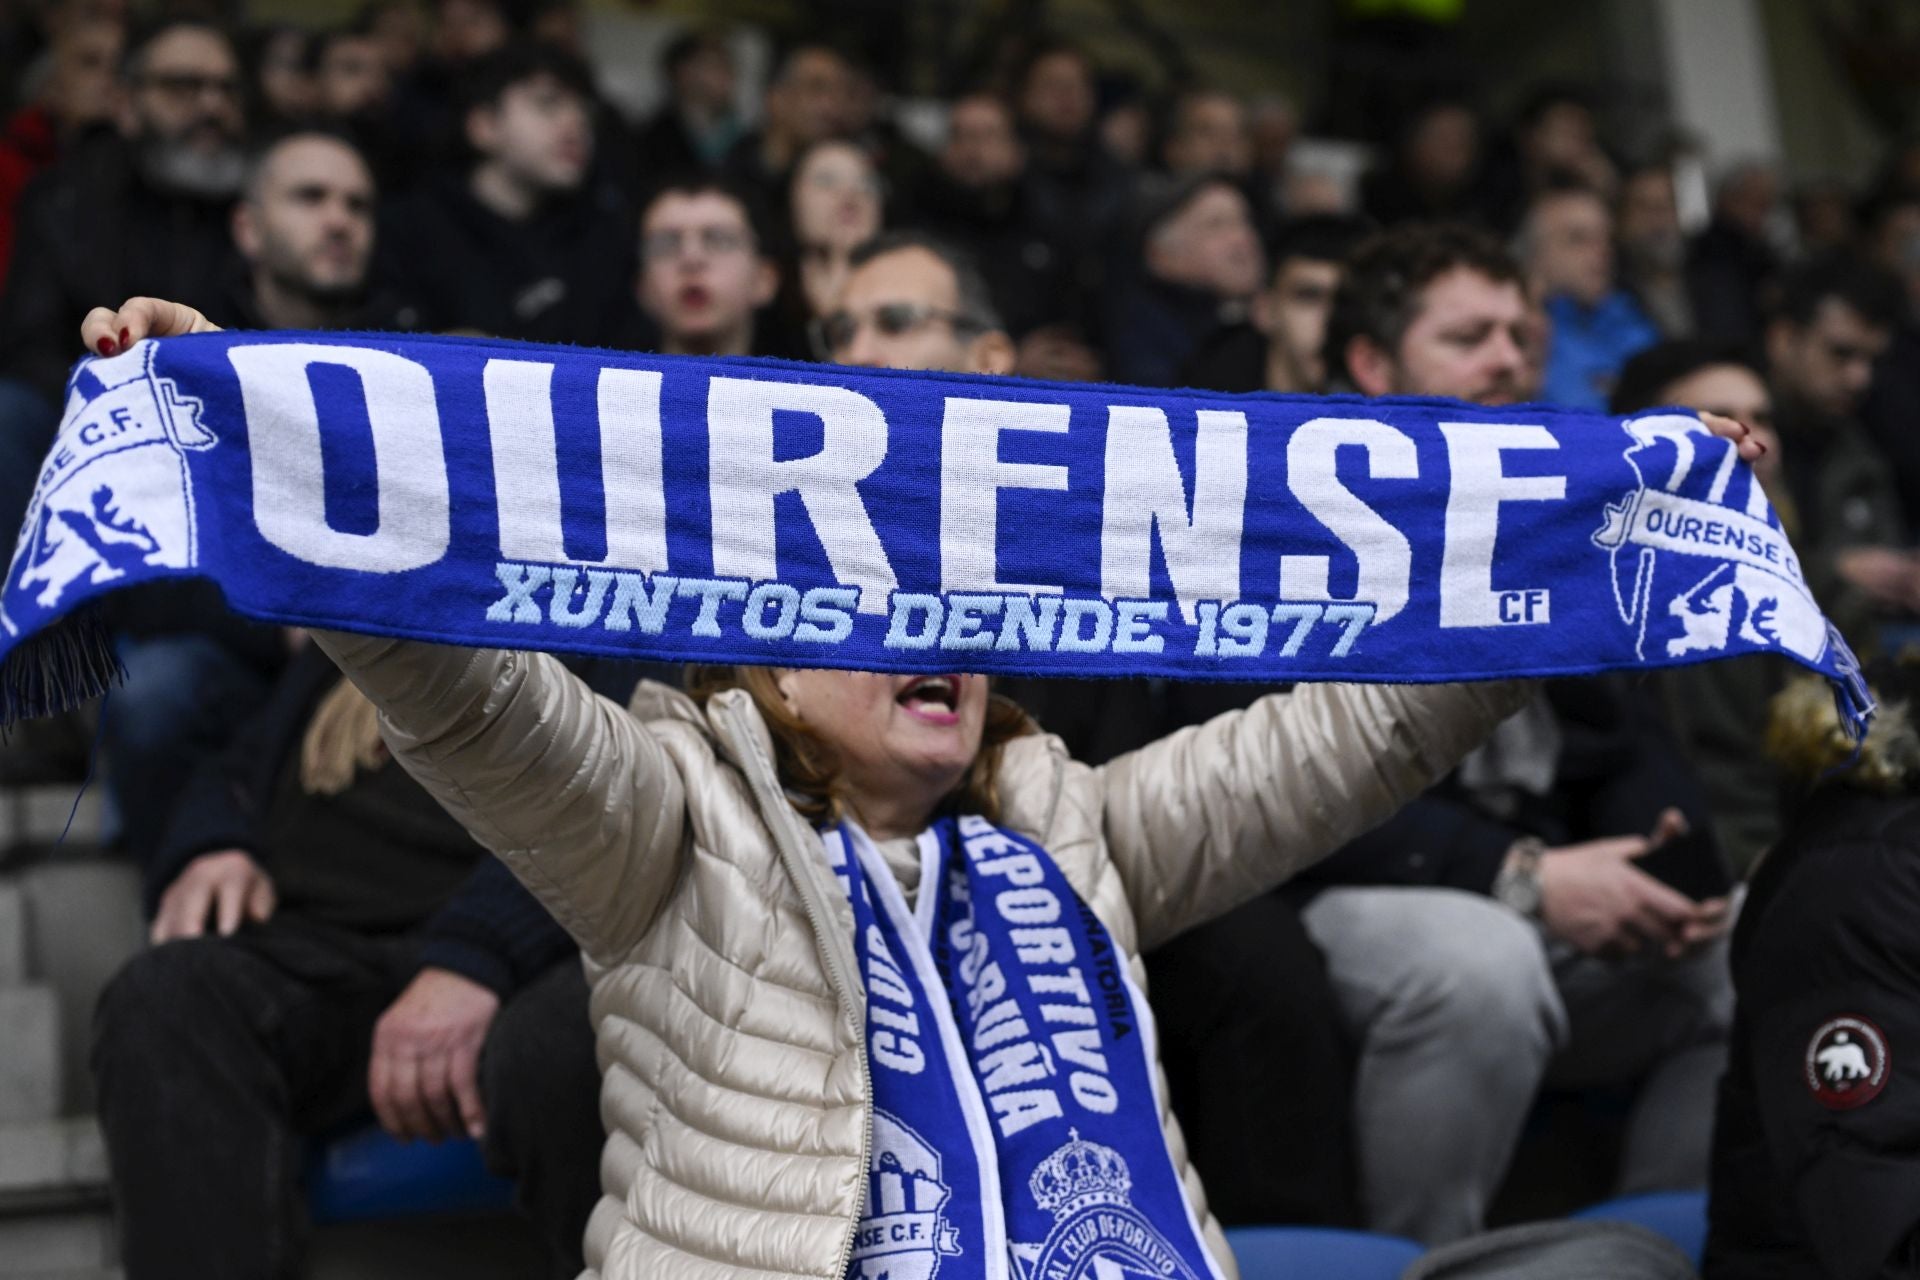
xmin=1571 ymin=1189 xmax=1709 ymax=1266
xmin=1226 ymin=1225 xmax=1426 ymax=1280
xmin=306 ymin=1123 xmax=516 ymax=1225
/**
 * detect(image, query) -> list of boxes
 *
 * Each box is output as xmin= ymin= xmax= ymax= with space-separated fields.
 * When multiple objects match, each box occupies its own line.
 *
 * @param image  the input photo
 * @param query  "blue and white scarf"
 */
xmin=0 ymin=331 xmax=1871 ymax=734
xmin=823 ymin=815 xmax=1224 ymax=1280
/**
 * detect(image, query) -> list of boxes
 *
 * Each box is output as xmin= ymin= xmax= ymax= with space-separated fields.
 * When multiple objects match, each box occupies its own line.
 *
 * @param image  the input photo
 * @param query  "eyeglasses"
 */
xmin=641 ymin=226 xmax=753 ymax=261
xmin=811 ymin=302 xmax=988 ymax=358
xmin=141 ymin=71 xmax=241 ymax=101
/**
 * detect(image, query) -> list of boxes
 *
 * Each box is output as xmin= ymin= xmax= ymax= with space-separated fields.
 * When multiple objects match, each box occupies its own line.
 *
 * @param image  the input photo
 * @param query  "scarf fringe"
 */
xmin=0 ymin=611 xmax=124 ymax=728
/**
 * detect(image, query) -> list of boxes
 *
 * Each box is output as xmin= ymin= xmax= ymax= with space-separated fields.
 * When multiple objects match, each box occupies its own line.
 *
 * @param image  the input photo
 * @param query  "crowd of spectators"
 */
xmin=7 ymin=1 xmax=1920 ymax=1277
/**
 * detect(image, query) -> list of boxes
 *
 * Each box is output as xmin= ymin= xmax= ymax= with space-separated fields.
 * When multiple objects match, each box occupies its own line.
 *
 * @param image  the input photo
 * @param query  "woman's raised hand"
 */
xmin=1699 ymin=410 xmax=1767 ymax=465
xmin=80 ymin=297 xmax=223 ymax=358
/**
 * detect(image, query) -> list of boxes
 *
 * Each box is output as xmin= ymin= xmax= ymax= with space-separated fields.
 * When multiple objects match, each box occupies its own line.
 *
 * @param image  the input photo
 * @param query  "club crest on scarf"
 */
xmin=1594 ymin=413 xmax=1839 ymax=668
xmin=1012 ymin=1129 xmax=1208 ymax=1280
xmin=828 ymin=817 xmax=1225 ymax=1280
xmin=855 ymin=1112 xmax=966 ymax=1280
xmin=3 ymin=342 xmax=213 ymax=635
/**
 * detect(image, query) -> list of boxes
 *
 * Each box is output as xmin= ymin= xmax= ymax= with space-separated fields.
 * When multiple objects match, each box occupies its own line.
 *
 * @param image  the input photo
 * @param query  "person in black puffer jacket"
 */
xmin=1705 ymin=665 xmax=1920 ymax=1280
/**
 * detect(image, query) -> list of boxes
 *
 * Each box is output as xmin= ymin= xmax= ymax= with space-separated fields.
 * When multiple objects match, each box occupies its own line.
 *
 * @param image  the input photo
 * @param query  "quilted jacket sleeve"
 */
xmin=310 ymin=631 xmax=688 ymax=966
xmin=1097 ymin=679 xmax=1532 ymax=951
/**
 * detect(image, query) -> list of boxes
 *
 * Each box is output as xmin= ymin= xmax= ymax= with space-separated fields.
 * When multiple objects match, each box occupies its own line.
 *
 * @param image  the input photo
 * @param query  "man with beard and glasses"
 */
xmin=1292 ymin=222 xmax=1735 ymax=1245
xmin=0 ymin=19 xmax=247 ymax=537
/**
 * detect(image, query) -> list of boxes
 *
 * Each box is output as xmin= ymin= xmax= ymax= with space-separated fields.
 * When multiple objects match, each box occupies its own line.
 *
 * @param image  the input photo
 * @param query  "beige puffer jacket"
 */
xmin=313 ymin=631 xmax=1529 ymax=1280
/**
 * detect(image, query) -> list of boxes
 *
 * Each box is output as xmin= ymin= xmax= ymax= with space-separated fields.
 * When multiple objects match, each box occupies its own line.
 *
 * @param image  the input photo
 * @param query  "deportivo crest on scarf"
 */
xmin=824 ymin=817 xmax=1227 ymax=1280
xmin=0 ymin=332 xmax=1873 ymax=733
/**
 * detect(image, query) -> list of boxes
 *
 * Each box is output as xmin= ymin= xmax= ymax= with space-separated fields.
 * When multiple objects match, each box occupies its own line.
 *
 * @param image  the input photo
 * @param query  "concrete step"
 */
xmin=0 ymin=786 xmax=108 ymax=854
xmin=0 ymin=987 xmax=59 ymax=1124
xmin=0 ymin=1210 xmax=116 ymax=1275
xmin=0 ymin=1117 xmax=109 ymax=1210
xmin=0 ymin=881 xmax=23 ymax=986
xmin=15 ymin=861 xmax=145 ymax=1115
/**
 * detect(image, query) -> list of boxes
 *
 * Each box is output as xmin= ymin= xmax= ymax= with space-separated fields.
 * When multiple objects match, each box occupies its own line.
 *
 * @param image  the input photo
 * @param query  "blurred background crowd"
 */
xmin=6 ymin=0 xmax=1920 ymax=1278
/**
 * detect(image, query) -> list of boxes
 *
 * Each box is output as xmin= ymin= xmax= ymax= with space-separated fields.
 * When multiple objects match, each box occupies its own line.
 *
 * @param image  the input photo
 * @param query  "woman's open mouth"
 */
xmin=897 ymin=675 xmax=961 ymax=725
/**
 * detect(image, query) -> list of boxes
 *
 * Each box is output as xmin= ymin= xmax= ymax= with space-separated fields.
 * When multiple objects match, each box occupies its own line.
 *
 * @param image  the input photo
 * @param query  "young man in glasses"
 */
xmin=632 ymin=178 xmax=777 ymax=358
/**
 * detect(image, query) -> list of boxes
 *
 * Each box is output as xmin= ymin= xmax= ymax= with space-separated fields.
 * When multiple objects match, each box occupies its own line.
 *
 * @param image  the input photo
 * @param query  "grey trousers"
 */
xmin=1299 ymin=886 xmax=1733 ymax=1246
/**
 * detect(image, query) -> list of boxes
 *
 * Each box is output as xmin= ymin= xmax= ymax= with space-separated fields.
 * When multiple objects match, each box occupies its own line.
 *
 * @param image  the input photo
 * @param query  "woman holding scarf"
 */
xmin=81 ymin=297 xmax=1760 ymax=1280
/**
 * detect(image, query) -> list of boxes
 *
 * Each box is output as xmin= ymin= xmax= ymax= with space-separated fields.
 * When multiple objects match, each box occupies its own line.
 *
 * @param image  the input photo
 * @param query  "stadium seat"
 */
xmin=1226 ymin=1225 xmax=1426 ymax=1280
xmin=306 ymin=1122 xmax=516 ymax=1225
xmin=1571 ymin=1189 xmax=1709 ymax=1266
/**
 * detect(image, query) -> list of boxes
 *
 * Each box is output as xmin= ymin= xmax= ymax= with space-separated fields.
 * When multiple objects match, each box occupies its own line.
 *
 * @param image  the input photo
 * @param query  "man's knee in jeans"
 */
xmin=1308 ymin=888 xmax=1568 ymax=1061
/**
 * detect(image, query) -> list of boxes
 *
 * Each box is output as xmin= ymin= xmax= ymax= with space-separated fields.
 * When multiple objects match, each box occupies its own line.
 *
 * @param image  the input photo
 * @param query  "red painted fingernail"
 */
xmin=119 ymin=328 xmax=131 ymax=347
xmin=96 ymin=337 xmax=114 ymax=356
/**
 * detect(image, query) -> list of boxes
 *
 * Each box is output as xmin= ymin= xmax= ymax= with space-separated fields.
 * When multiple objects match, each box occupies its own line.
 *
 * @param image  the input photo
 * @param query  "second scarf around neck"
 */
xmin=824 ymin=815 xmax=1225 ymax=1280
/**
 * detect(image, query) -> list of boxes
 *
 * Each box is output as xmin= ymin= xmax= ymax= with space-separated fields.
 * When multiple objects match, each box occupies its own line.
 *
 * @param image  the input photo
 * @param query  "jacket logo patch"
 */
xmin=1806 ymin=1015 xmax=1890 ymax=1111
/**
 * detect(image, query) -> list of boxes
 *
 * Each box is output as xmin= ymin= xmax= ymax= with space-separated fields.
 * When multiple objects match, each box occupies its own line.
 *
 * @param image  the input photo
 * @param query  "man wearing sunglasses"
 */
xmin=0 ymin=20 xmax=248 ymax=537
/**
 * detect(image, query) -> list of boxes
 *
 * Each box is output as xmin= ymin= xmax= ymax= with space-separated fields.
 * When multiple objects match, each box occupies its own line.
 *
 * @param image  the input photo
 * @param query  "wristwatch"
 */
xmin=1492 ymin=836 xmax=1547 ymax=920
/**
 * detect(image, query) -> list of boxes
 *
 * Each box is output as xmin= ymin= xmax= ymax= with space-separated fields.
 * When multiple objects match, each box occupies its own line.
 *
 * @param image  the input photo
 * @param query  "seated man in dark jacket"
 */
xmin=91 ymin=641 xmax=618 ymax=1279
xmin=1705 ymin=672 xmax=1920 ymax=1280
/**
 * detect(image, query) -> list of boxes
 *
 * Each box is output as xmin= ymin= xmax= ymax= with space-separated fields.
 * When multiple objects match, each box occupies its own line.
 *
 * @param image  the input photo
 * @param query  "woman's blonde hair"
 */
xmin=1768 ymin=667 xmax=1920 ymax=794
xmin=684 ymin=666 xmax=1037 ymax=825
xmin=299 ymin=677 xmax=389 ymax=795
